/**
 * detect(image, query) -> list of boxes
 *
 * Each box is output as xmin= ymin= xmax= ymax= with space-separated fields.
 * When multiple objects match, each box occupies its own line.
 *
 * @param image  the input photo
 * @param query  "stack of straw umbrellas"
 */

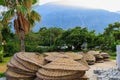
xmin=89 ymin=51 xmax=104 ymax=63
xmin=81 ymin=53 xmax=96 ymax=65
xmin=6 ymin=52 xmax=90 ymax=80
xmin=94 ymin=54 xmax=104 ymax=63
xmin=87 ymin=51 xmax=110 ymax=63
xmin=6 ymin=52 xmax=45 ymax=80
xmin=101 ymin=52 xmax=110 ymax=61
xmin=36 ymin=58 xmax=89 ymax=80
xmin=6 ymin=51 xmax=111 ymax=80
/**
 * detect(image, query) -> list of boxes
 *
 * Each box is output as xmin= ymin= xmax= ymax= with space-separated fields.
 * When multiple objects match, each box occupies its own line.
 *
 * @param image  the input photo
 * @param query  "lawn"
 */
xmin=110 ymin=56 xmax=116 ymax=60
xmin=0 ymin=57 xmax=11 ymax=73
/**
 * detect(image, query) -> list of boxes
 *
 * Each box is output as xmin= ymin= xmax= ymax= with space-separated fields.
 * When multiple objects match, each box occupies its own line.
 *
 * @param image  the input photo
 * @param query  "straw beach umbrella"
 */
xmin=101 ymin=52 xmax=110 ymax=61
xmin=65 ymin=52 xmax=83 ymax=60
xmin=94 ymin=54 xmax=104 ymax=63
xmin=6 ymin=52 xmax=45 ymax=80
xmin=45 ymin=53 xmax=69 ymax=62
xmin=6 ymin=69 xmax=35 ymax=80
xmin=8 ymin=57 xmax=35 ymax=76
xmin=81 ymin=53 xmax=96 ymax=65
xmin=65 ymin=52 xmax=89 ymax=67
xmin=16 ymin=52 xmax=45 ymax=67
xmin=44 ymin=52 xmax=60 ymax=57
xmin=36 ymin=58 xmax=89 ymax=80
xmin=43 ymin=58 xmax=89 ymax=71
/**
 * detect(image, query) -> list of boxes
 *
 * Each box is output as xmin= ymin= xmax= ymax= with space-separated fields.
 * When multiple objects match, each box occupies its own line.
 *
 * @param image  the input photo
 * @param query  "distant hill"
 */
xmin=32 ymin=3 xmax=120 ymax=33
xmin=116 ymin=11 xmax=120 ymax=14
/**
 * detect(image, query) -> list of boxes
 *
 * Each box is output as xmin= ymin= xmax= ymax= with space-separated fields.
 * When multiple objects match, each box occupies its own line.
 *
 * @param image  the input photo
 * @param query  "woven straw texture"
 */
xmin=16 ymin=52 xmax=45 ymax=67
xmin=101 ymin=53 xmax=110 ymax=58
xmin=81 ymin=53 xmax=95 ymax=61
xmin=95 ymin=54 xmax=103 ymax=59
xmin=35 ymin=77 xmax=88 ymax=80
xmin=96 ymin=60 xmax=104 ymax=63
xmin=38 ymin=68 xmax=79 ymax=77
xmin=6 ymin=69 xmax=33 ymax=78
xmin=8 ymin=67 xmax=35 ymax=76
xmin=87 ymin=51 xmax=100 ymax=56
xmin=44 ymin=52 xmax=60 ymax=56
xmin=6 ymin=76 xmax=34 ymax=80
xmin=9 ymin=57 xmax=32 ymax=72
xmin=45 ymin=54 xmax=69 ymax=62
xmin=7 ymin=62 xmax=35 ymax=76
xmin=36 ymin=71 xmax=85 ymax=80
xmin=14 ymin=54 xmax=40 ymax=72
xmin=87 ymin=61 xmax=95 ymax=65
xmin=76 ymin=57 xmax=89 ymax=68
xmin=65 ymin=52 xmax=83 ymax=60
xmin=43 ymin=58 xmax=89 ymax=71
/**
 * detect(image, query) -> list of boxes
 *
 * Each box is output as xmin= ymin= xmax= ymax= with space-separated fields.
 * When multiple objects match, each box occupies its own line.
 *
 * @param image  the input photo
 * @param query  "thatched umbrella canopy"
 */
xmin=101 ymin=52 xmax=110 ymax=61
xmin=65 ymin=52 xmax=83 ymax=60
xmin=43 ymin=58 xmax=89 ymax=71
xmin=6 ymin=69 xmax=34 ymax=80
xmin=44 ymin=52 xmax=61 ymax=57
xmin=81 ymin=53 xmax=96 ymax=65
xmin=36 ymin=57 xmax=89 ymax=80
xmin=45 ymin=54 xmax=69 ymax=62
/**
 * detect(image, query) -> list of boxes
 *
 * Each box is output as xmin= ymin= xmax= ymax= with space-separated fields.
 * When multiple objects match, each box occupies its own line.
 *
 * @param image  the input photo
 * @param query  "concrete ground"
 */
xmin=86 ymin=60 xmax=116 ymax=80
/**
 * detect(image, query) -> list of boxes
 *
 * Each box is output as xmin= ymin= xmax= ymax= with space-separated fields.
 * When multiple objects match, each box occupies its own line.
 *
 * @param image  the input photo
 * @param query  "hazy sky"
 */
xmin=39 ymin=0 xmax=120 ymax=12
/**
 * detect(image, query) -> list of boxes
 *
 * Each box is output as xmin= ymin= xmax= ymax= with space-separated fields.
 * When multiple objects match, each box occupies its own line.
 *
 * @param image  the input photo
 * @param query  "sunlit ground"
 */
xmin=0 ymin=57 xmax=11 ymax=73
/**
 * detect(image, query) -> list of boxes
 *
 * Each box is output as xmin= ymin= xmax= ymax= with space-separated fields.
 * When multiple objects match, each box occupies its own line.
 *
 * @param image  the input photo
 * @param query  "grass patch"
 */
xmin=110 ymin=56 xmax=116 ymax=60
xmin=0 ymin=57 xmax=11 ymax=66
xmin=0 ymin=57 xmax=11 ymax=73
xmin=0 ymin=72 xmax=5 ymax=78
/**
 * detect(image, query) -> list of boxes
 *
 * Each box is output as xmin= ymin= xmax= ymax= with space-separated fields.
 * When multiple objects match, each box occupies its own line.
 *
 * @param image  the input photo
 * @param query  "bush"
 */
xmin=0 ymin=47 xmax=4 ymax=62
xmin=4 ymin=42 xmax=20 ymax=57
xmin=47 ymin=46 xmax=60 ymax=52
xmin=109 ymin=52 xmax=116 ymax=56
xmin=0 ymin=72 xmax=5 ymax=78
xmin=25 ymin=45 xmax=43 ymax=53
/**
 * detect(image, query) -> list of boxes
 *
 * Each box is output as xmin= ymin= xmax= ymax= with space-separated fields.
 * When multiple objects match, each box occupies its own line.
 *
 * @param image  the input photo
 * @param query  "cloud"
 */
xmin=0 ymin=6 xmax=8 ymax=15
xmin=39 ymin=0 xmax=120 ymax=12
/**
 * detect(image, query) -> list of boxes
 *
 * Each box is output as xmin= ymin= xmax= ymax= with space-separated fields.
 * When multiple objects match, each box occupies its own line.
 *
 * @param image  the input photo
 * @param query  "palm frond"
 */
xmin=16 ymin=5 xmax=28 ymax=15
xmin=28 ymin=10 xmax=40 ymax=27
xmin=30 ymin=10 xmax=41 ymax=21
xmin=28 ymin=16 xmax=35 ymax=27
xmin=5 ymin=0 xmax=16 ymax=8
xmin=32 ymin=0 xmax=38 ymax=4
xmin=2 ymin=9 xmax=15 ymax=26
xmin=0 ymin=23 xmax=3 ymax=31
xmin=23 ymin=0 xmax=32 ymax=9
xmin=0 ymin=0 xmax=6 ymax=6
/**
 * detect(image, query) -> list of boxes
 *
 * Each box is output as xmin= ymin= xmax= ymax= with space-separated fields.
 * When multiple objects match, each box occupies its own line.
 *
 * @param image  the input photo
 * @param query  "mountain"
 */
xmin=116 ymin=11 xmax=120 ymax=14
xmin=33 ymin=3 xmax=120 ymax=33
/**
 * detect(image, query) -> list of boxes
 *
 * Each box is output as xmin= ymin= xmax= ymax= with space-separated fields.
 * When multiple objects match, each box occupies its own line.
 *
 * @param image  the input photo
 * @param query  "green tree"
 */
xmin=38 ymin=27 xmax=63 ymax=46
xmin=104 ymin=22 xmax=120 ymax=40
xmin=1 ymin=0 xmax=40 ymax=52
xmin=103 ymin=22 xmax=120 ymax=51
xmin=56 ymin=27 xmax=89 ymax=50
xmin=87 ymin=30 xmax=96 ymax=49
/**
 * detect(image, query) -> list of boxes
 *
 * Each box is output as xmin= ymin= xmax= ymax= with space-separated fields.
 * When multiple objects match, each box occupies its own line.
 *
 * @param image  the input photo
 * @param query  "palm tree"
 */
xmin=0 ymin=0 xmax=40 ymax=52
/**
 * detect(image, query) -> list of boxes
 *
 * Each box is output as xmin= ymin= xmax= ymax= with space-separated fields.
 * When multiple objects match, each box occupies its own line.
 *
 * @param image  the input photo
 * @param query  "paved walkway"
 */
xmin=0 ymin=77 xmax=5 ymax=80
xmin=86 ymin=60 xmax=116 ymax=80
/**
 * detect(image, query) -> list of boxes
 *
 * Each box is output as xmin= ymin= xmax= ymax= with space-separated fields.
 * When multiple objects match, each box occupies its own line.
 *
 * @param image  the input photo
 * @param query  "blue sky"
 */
xmin=39 ymin=0 xmax=120 ymax=12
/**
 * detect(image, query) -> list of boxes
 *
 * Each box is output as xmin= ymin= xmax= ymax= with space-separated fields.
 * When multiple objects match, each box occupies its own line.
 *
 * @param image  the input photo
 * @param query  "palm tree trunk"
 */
xmin=20 ymin=31 xmax=25 ymax=52
xmin=15 ymin=0 xmax=25 ymax=52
